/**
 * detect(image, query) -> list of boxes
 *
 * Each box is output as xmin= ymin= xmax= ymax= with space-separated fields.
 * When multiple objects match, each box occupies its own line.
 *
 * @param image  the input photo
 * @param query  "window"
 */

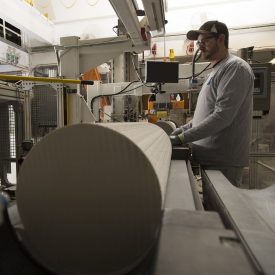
xmin=0 ymin=18 xmax=22 ymax=47
xmin=0 ymin=18 xmax=3 ymax=38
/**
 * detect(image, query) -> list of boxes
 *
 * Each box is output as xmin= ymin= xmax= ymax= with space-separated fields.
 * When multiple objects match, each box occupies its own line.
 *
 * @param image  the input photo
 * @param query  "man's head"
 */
xmin=187 ymin=21 xmax=229 ymax=61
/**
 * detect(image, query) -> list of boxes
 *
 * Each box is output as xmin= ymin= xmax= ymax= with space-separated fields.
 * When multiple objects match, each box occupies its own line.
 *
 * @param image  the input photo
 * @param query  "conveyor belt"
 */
xmin=151 ymin=162 xmax=257 ymax=275
xmin=165 ymin=160 xmax=196 ymax=210
xmin=203 ymin=169 xmax=275 ymax=275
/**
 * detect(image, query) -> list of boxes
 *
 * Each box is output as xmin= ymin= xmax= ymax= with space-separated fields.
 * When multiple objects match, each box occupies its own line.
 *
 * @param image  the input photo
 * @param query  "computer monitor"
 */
xmin=145 ymin=61 xmax=179 ymax=83
xmin=251 ymin=63 xmax=271 ymax=113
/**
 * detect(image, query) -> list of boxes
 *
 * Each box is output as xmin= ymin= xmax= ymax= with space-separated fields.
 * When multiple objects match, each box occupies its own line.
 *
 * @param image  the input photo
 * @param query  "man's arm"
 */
xmin=184 ymin=63 xmax=253 ymax=143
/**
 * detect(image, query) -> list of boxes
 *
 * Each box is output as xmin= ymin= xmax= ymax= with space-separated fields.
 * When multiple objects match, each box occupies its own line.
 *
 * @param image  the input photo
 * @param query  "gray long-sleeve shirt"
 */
xmin=184 ymin=54 xmax=254 ymax=166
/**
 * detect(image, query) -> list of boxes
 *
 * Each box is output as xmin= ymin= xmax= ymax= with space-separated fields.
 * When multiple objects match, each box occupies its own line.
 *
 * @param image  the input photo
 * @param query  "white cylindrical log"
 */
xmin=16 ymin=122 xmax=172 ymax=275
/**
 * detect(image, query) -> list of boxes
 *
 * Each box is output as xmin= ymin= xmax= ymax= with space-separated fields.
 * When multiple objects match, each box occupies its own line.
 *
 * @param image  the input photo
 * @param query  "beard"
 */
xmin=200 ymin=44 xmax=219 ymax=61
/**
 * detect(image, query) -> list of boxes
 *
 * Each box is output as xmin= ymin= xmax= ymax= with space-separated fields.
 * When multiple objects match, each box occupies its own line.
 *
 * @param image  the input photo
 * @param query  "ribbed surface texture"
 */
xmin=16 ymin=122 xmax=171 ymax=275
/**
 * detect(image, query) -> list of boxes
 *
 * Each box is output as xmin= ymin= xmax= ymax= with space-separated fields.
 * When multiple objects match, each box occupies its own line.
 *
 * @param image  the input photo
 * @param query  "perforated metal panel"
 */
xmin=0 ymin=103 xmax=11 ymax=168
xmin=31 ymin=85 xmax=57 ymax=138
xmin=0 ymin=101 xmax=23 ymax=186
xmin=8 ymin=105 xmax=16 ymax=158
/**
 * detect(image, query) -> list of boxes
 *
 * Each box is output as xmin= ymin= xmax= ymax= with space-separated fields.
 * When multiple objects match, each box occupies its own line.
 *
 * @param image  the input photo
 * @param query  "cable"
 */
xmin=91 ymin=80 xmax=139 ymax=111
xmin=194 ymin=50 xmax=202 ymax=62
xmin=54 ymin=46 xmax=61 ymax=77
xmin=178 ymin=63 xmax=211 ymax=80
xmin=112 ymin=26 xmax=118 ymax=35
xmin=194 ymin=63 xmax=212 ymax=76
xmin=92 ymin=83 xmax=144 ymax=122
xmin=119 ymin=84 xmax=144 ymax=95
xmin=131 ymin=54 xmax=143 ymax=83
xmin=130 ymin=53 xmax=158 ymax=88
xmin=192 ymin=48 xmax=201 ymax=79
xmin=100 ymin=110 xmax=122 ymax=122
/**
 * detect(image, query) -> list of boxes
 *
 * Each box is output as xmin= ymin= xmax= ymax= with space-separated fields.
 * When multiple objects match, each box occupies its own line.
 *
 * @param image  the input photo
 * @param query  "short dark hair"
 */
xmin=187 ymin=20 xmax=229 ymax=48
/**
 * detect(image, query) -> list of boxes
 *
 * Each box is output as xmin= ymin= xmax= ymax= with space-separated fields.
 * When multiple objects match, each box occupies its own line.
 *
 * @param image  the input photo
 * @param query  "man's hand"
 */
xmin=170 ymin=128 xmax=185 ymax=146
xmin=171 ymin=127 xmax=182 ymax=136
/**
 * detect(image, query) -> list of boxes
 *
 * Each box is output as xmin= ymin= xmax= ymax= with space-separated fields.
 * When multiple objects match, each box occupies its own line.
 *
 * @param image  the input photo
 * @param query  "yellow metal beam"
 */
xmin=0 ymin=74 xmax=94 ymax=85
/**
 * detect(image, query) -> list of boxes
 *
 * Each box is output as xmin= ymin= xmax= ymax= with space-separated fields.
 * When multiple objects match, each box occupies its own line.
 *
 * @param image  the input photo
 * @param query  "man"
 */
xmin=170 ymin=20 xmax=254 ymax=187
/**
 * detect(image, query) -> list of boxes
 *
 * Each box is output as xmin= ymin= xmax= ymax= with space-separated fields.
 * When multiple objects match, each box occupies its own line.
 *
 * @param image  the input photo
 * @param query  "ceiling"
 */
xmin=31 ymin=0 xmax=275 ymax=33
xmin=1 ymin=0 xmax=275 ymax=48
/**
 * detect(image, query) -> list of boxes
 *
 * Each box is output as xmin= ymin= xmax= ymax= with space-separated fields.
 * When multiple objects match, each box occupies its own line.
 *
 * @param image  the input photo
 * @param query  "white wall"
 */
xmin=36 ymin=0 xmax=115 ymax=22
xmin=28 ymin=0 xmax=275 ymax=49
xmin=2 ymin=0 xmax=274 ymax=68
xmin=32 ymin=0 xmax=118 ymax=43
xmin=53 ymin=17 xmax=118 ymax=44
xmin=165 ymin=0 xmax=275 ymax=34
xmin=147 ymin=26 xmax=275 ymax=59
xmin=0 ymin=0 xmax=54 ymax=46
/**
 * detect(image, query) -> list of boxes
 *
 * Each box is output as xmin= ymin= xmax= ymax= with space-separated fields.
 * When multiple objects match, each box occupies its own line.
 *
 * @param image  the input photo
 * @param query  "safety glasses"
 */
xmin=196 ymin=35 xmax=218 ymax=47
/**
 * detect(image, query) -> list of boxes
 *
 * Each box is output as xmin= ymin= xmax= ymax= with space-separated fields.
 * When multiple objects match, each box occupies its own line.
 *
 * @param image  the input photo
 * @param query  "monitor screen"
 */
xmin=145 ymin=61 xmax=179 ymax=83
xmin=251 ymin=63 xmax=271 ymax=112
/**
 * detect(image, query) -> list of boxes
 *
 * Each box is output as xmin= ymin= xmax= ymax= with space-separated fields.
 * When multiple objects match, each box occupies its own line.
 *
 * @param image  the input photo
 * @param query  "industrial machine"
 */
xmin=0 ymin=1 xmax=274 ymax=274
xmin=0 ymin=60 xmax=274 ymax=275
xmin=0 ymin=121 xmax=275 ymax=275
